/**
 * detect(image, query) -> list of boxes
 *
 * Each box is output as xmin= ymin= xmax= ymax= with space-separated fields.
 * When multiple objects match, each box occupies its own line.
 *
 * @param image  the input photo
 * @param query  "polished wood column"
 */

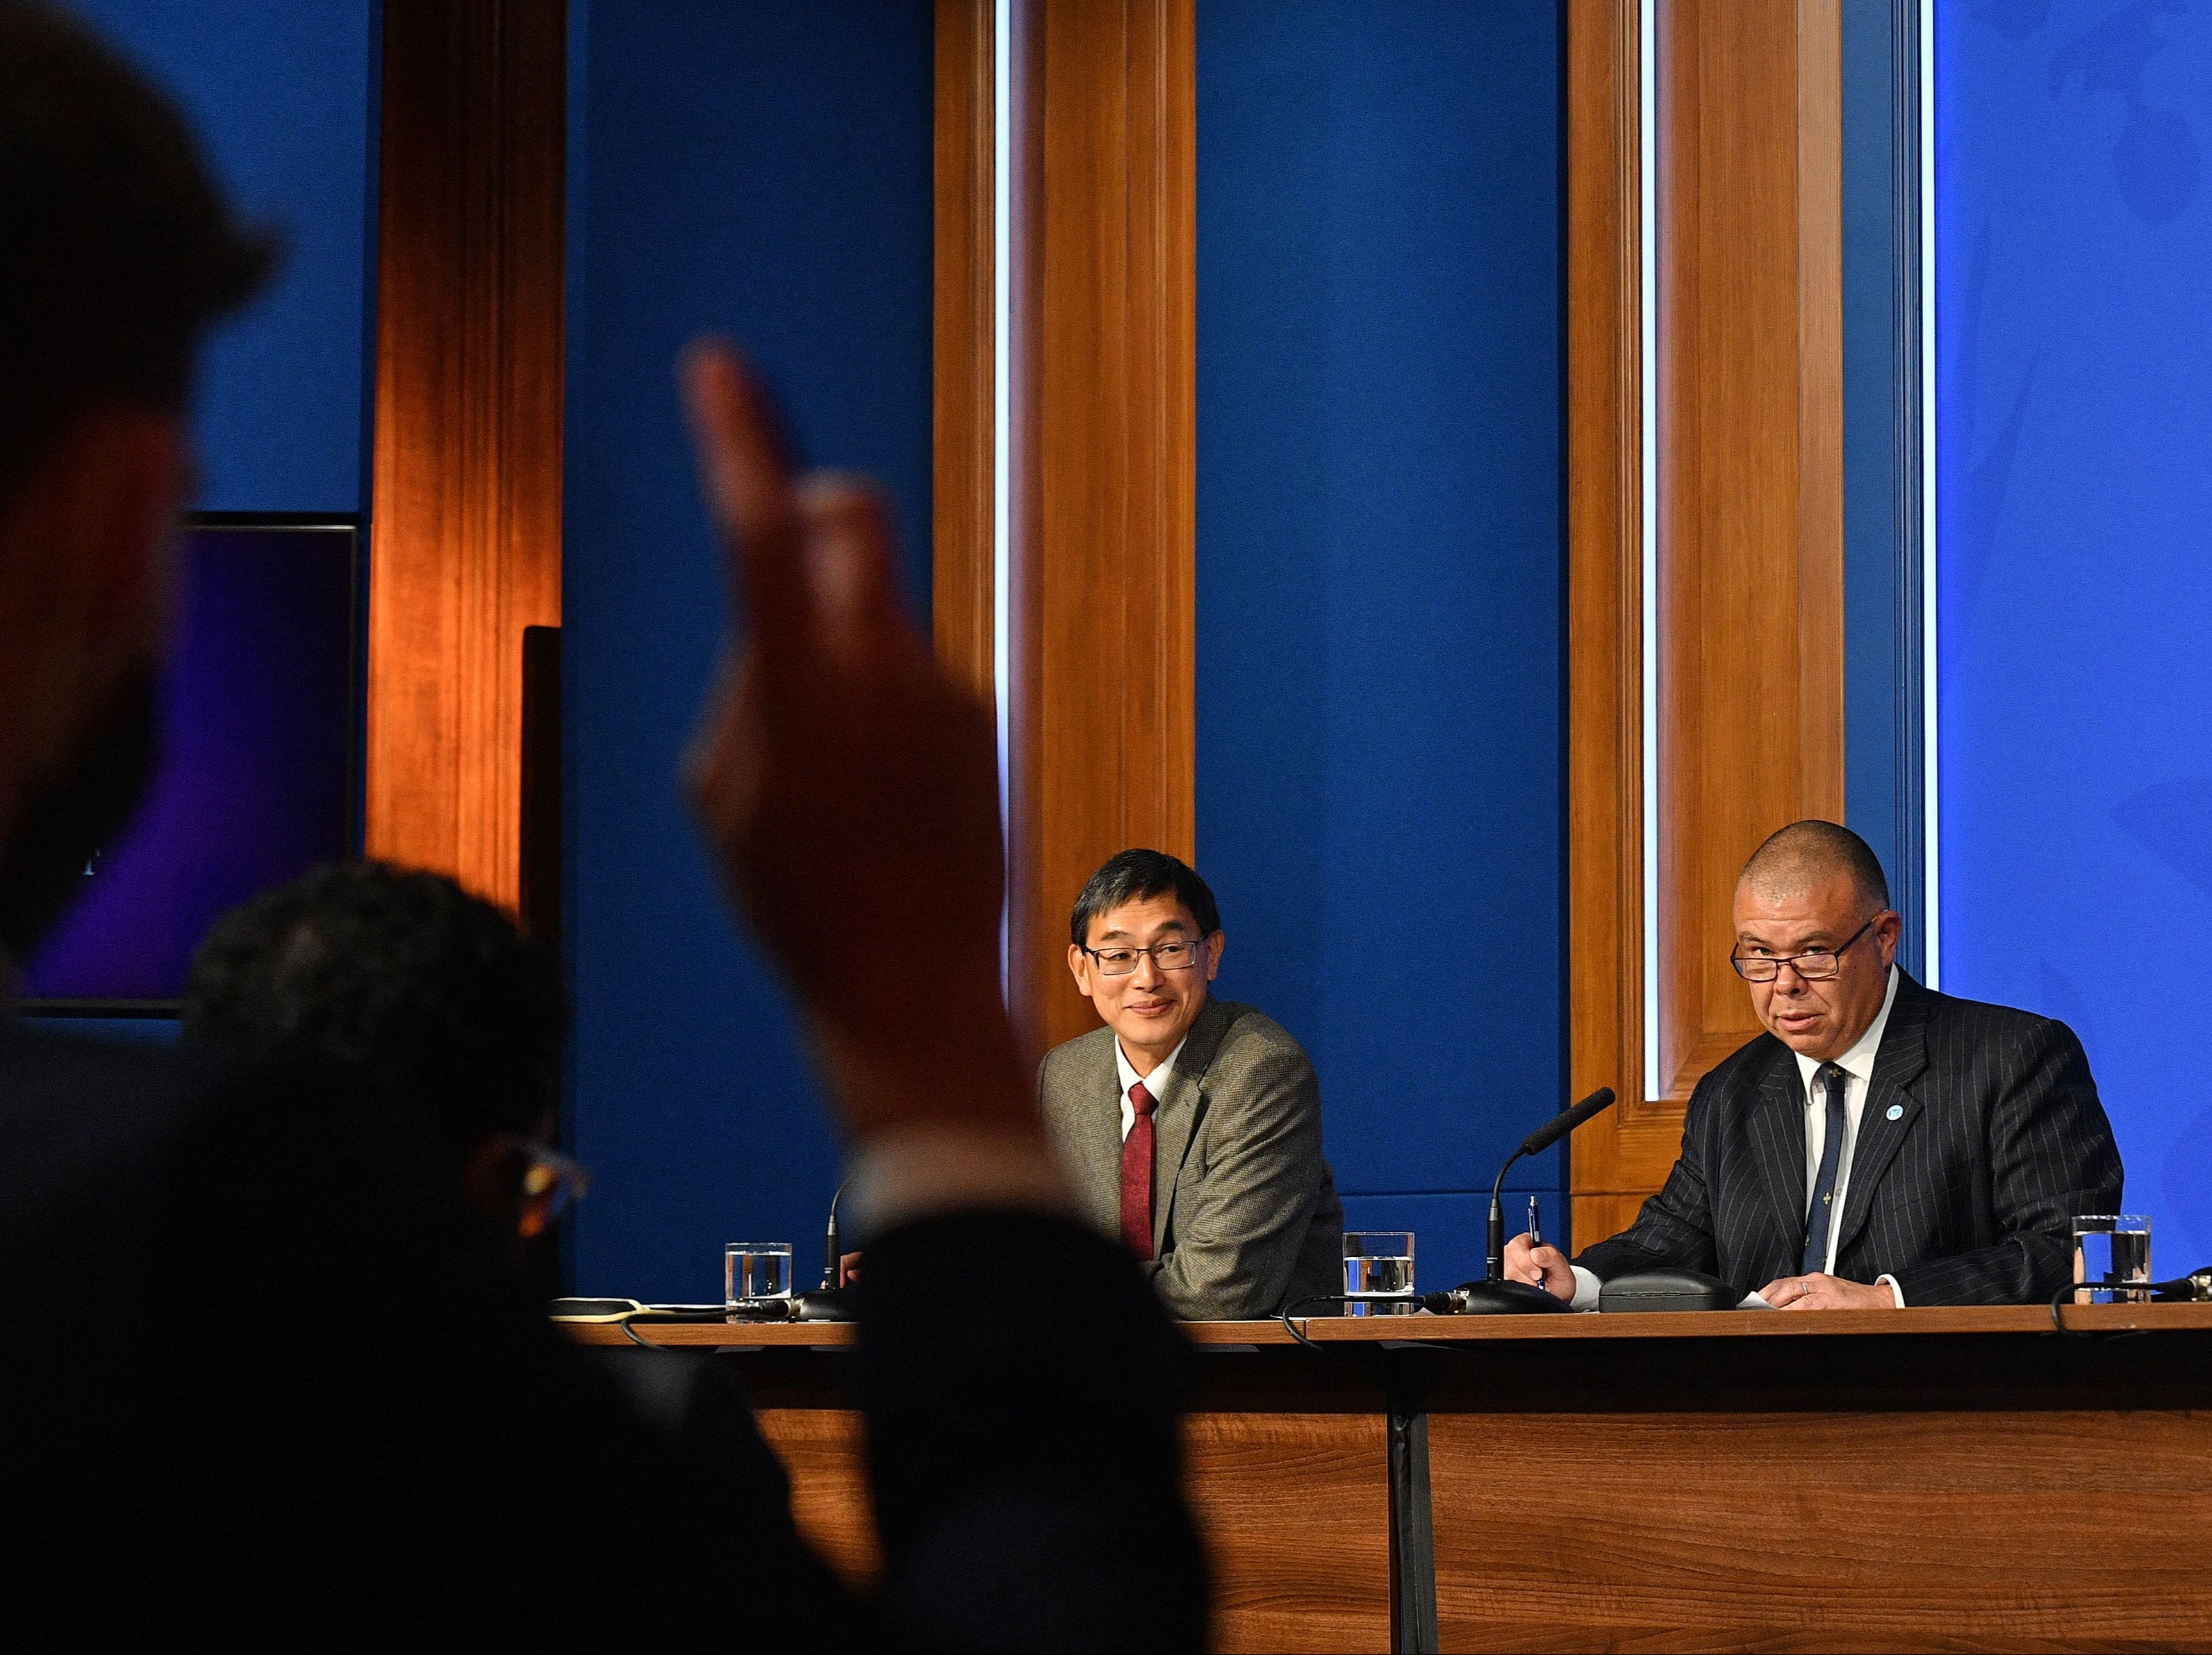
xmin=1564 ymin=0 xmax=1665 ymax=1246
xmin=1654 ymin=0 xmax=1844 ymax=1105
xmin=1004 ymin=0 xmax=1196 ymax=1057
xmin=1569 ymin=0 xmax=1847 ymax=1241
xmin=933 ymin=0 xmax=996 ymax=707
xmin=365 ymin=0 xmax=566 ymax=916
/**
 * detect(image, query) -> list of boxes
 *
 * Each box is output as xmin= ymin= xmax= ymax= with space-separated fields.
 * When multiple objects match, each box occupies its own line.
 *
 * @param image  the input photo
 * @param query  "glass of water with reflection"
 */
xmin=2071 ymin=1215 xmax=2151 ymax=1304
xmin=725 ymin=1242 xmax=794 ymax=1319
xmin=1343 ymin=1230 xmax=1415 ymax=1317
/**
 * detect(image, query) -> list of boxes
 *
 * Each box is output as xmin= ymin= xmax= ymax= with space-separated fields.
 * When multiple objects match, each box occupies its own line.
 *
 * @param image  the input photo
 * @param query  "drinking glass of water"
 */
xmin=2071 ymin=1215 xmax=2151 ymax=1304
xmin=725 ymin=1242 xmax=794 ymax=1319
xmin=1344 ymin=1230 xmax=1415 ymax=1317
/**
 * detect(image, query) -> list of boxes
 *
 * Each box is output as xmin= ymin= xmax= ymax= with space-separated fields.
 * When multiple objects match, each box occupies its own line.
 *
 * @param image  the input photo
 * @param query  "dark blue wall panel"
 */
xmin=68 ymin=0 xmax=378 ymax=514
xmin=1938 ymin=0 xmax=2212 ymax=1265
xmin=1196 ymin=0 xmax=1563 ymax=1294
xmin=563 ymin=1 xmax=934 ymax=1303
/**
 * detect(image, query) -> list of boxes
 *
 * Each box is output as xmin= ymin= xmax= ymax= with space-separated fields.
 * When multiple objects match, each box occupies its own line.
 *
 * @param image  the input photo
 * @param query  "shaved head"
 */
xmin=1738 ymin=820 xmax=1890 ymax=913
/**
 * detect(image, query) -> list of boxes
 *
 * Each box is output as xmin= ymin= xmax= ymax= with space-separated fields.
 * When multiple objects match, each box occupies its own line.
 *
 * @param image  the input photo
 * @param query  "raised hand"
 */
xmin=678 ymin=340 xmax=1030 ymax=1144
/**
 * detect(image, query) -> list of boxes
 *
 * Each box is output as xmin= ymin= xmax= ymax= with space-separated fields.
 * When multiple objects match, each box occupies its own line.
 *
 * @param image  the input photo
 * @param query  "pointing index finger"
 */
xmin=679 ymin=338 xmax=804 ymax=643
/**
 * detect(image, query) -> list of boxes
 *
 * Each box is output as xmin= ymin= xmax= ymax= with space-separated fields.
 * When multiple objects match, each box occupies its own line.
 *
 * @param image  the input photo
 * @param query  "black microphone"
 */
xmin=1517 ymin=1085 xmax=1619 ymax=1162
xmin=1436 ymin=1087 xmax=1617 ymax=1317
xmin=1485 ymin=1086 xmax=1615 ymax=1281
xmin=822 ymin=1175 xmax=850 ymax=1290
xmin=791 ymin=1176 xmax=858 ymax=1324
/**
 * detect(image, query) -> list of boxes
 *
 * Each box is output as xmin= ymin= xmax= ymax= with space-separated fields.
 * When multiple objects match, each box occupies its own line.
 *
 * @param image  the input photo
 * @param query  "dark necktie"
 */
xmin=1801 ymin=1062 xmax=1849 ymax=1276
xmin=1120 ymin=1080 xmax=1157 ymax=1261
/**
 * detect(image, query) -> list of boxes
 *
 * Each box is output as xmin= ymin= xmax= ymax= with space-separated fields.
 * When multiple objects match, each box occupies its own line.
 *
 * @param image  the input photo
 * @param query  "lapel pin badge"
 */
xmin=1885 ymin=1103 xmax=1904 ymax=1121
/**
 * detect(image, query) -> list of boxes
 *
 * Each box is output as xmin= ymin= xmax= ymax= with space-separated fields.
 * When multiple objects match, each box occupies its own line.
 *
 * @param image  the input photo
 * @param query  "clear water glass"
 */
xmin=725 ymin=1242 xmax=794 ymax=1319
xmin=2071 ymin=1215 xmax=2152 ymax=1304
xmin=1344 ymin=1230 xmax=1415 ymax=1317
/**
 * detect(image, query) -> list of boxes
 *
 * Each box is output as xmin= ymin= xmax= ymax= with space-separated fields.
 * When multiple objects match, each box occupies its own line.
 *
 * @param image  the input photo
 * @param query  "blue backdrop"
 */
xmin=562 ymin=1 xmax=935 ymax=1303
xmin=1194 ymin=0 xmax=1565 ymax=1292
xmin=1938 ymin=0 xmax=2212 ymax=1267
xmin=65 ymin=0 xmax=379 ymax=515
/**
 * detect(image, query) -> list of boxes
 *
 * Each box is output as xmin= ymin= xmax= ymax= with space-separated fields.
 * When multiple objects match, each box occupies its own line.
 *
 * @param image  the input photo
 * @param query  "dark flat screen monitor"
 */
xmin=19 ymin=520 xmax=361 ymax=1011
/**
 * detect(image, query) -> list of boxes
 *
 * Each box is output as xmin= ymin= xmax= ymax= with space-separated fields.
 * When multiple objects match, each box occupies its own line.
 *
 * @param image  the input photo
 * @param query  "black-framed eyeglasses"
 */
xmin=1081 ymin=937 xmax=1211 ymax=977
xmin=1730 ymin=919 xmax=1876 ymax=983
xmin=498 ymin=1135 xmax=592 ymax=1239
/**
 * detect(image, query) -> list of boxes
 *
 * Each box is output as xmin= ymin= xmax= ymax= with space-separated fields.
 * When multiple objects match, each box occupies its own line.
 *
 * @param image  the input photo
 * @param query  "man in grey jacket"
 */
xmin=1040 ymin=849 xmax=1344 ymax=1320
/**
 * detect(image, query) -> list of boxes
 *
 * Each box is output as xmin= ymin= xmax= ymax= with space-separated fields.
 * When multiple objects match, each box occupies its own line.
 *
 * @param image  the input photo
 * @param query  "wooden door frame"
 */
xmin=1567 ymin=0 xmax=1849 ymax=1244
xmin=365 ymin=0 xmax=566 ymax=919
xmin=1565 ymin=0 xmax=1663 ymax=1244
xmin=933 ymin=0 xmax=1196 ymax=1064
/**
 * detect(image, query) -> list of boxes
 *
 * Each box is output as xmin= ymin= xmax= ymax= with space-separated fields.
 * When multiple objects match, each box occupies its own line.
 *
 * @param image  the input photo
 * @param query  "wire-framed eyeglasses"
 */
xmin=1081 ymin=937 xmax=1210 ymax=976
xmin=1729 ymin=918 xmax=1876 ymax=983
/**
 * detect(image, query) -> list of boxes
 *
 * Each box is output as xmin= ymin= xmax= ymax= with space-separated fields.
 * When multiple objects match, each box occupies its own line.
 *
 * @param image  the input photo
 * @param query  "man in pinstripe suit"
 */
xmin=1507 ymin=821 xmax=2123 ymax=1308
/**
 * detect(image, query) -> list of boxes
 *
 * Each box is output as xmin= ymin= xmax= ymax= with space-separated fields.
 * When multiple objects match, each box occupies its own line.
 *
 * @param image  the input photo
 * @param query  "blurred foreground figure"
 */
xmin=183 ymin=862 xmax=574 ymax=1249
xmin=0 ymin=3 xmax=1203 ymax=1647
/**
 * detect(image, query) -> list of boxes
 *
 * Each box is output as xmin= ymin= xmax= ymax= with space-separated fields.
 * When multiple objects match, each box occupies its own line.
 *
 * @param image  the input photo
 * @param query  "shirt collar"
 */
xmin=1793 ymin=964 xmax=1901 ymax=1094
xmin=1116 ymin=1034 xmax=1189 ymax=1101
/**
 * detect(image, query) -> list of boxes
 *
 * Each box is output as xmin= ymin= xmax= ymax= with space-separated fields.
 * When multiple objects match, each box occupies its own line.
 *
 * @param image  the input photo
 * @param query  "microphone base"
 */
xmin=1440 ymin=1278 xmax=1571 ymax=1316
xmin=792 ymin=1288 xmax=855 ymax=1322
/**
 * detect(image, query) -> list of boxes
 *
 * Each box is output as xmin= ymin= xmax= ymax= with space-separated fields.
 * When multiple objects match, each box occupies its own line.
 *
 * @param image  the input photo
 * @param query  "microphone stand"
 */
xmin=1445 ymin=1087 xmax=1617 ymax=1315
xmin=787 ymin=1177 xmax=855 ymax=1322
xmin=822 ymin=1175 xmax=849 ymax=1290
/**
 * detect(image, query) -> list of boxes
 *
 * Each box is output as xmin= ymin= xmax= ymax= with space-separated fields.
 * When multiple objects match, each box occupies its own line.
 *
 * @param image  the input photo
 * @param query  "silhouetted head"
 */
xmin=0 ymin=1 xmax=274 ymax=969
xmin=183 ymin=863 xmax=575 ymax=1240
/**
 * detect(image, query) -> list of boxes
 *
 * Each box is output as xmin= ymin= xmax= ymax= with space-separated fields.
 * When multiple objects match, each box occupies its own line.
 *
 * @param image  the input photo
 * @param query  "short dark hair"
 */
xmin=0 ymin=1 xmax=276 ymax=510
xmin=1069 ymin=849 xmax=1221 ymax=948
xmin=181 ymin=863 xmax=568 ymax=1159
xmin=1740 ymin=819 xmax=1892 ymax=912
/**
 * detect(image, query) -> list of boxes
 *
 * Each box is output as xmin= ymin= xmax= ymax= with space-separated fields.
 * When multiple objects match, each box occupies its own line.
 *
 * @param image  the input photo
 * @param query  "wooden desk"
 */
xmin=569 ymin=1306 xmax=2212 ymax=1652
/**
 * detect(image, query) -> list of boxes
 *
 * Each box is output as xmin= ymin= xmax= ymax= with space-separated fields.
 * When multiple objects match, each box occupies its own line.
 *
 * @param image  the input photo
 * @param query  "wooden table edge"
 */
xmin=560 ymin=1301 xmax=2212 ymax=1348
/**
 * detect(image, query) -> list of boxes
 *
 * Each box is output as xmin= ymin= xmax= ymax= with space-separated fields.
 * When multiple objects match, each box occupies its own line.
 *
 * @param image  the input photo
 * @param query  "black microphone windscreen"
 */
xmin=1519 ymin=1086 xmax=1617 ymax=1158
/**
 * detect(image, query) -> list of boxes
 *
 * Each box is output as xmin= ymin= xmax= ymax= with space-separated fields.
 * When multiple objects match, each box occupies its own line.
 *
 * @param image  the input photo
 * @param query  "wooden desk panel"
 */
xmin=754 ymin=1408 xmax=880 ymax=1589
xmin=1185 ymin=1410 xmax=1392 ymax=1654
xmin=570 ymin=1310 xmax=2212 ymax=1652
xmin=1430 ymin=1407 xmax=2212 ymax=1653
xmin=748 ymin=1403 xmax=1389 ymax=1655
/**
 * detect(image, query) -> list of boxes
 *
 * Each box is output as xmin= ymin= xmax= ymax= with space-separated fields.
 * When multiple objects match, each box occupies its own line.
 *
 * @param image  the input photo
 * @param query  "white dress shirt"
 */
xmin=1566 ymin=965 xmax=1907 ymax=1310
xmin=1114 ymin=1037 xmax=1189 ymax=1140
xmin=841 ymin=1035 xmax=1192 ymax=1249
xmin=1794 ymin=964 xmax=1904 ymax=1302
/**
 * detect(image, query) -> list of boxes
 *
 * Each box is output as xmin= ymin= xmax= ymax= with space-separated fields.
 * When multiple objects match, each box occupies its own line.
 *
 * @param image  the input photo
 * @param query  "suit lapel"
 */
xmin=1150 ymin=998 xmax=1231 ymax=1257
xmin=1747 ymin=1046 xmax=1810 ymax=1253
xmin=1066 ymin=1033 xmax=1127 ymax=1237
xmin=1833 ymin=974 xmax=1932 ymax=1258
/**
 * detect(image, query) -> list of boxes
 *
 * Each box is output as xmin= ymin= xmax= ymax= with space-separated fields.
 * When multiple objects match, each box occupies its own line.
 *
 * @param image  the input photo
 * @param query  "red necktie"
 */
xmin=1120 ymin=1080 xmax=1157 ymax=1261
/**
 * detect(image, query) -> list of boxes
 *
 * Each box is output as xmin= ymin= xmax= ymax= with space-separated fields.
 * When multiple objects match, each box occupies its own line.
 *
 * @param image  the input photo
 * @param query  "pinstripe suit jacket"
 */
xmin=1576 ymin=974 xmax=2123 ymax=1305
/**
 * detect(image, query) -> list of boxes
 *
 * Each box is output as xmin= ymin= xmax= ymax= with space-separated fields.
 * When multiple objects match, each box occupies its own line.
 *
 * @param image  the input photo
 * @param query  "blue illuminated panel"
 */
xmin=22 ymin=526 xmax=357 ymax=1004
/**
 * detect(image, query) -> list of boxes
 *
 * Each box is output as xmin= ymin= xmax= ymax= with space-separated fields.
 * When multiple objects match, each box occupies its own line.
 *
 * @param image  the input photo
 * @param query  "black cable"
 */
xmin=1279 ymin=1294 xmax=1355 ymax=1349
xmin=617 ymin=1312 xmax=668 ymax=1350
xmin=2048 ymin=1277 xmax=2194 ymax=1336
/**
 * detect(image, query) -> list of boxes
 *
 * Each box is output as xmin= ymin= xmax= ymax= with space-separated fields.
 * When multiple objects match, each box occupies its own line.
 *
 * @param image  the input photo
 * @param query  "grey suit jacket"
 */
xmin=1576 ymin=973 xmax=2124 ymax=1304
xmin=1039 ymin=996 xmax=1344 ymax=1320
